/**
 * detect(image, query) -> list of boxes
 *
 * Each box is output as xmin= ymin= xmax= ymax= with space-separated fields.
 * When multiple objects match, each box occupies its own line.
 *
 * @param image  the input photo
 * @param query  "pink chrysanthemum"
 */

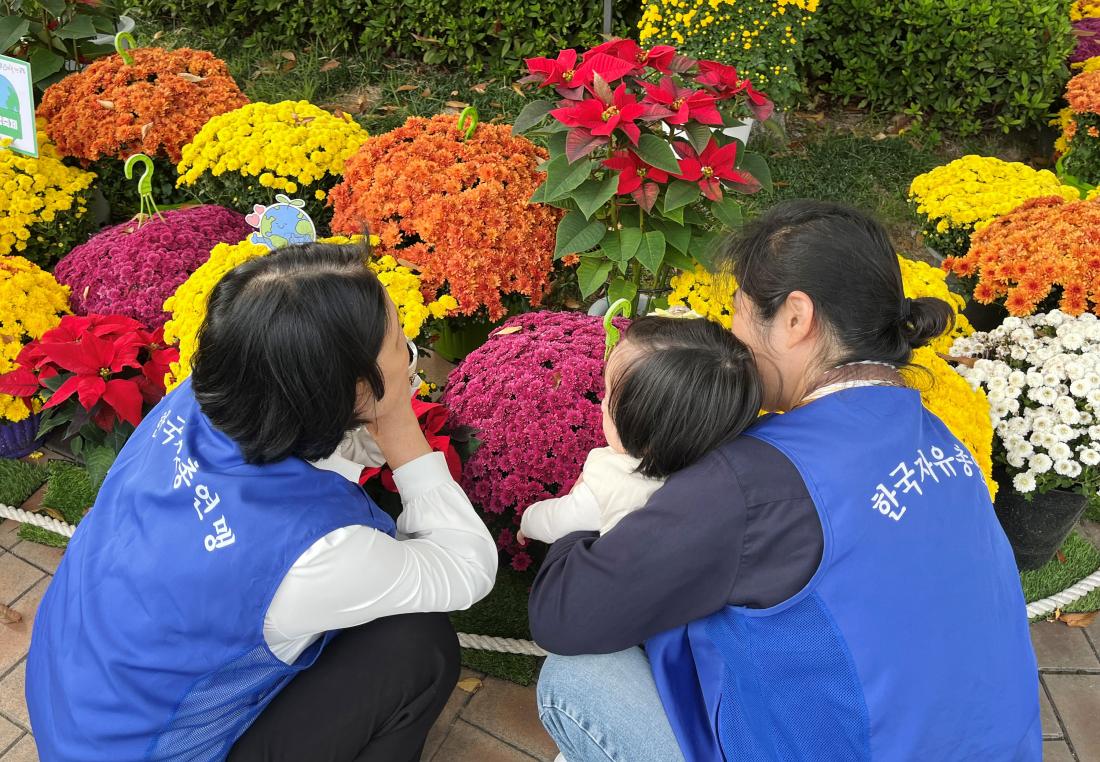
xmin=54 ymin=206 xmax=251 ymax=330
xmin=442 ymin=310 xmax=627 ymax=562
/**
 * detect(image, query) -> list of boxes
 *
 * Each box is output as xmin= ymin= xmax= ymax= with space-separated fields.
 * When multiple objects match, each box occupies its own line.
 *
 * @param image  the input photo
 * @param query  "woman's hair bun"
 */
xmin=900 ymin=296 xmax=955 ymax=349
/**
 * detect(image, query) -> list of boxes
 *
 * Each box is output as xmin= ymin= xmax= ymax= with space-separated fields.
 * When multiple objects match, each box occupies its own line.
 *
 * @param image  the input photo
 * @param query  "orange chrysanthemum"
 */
xmin=37 ymin=48 xmax=248 ymax=164
xmin=1067 ymin=69 xmax=1100 ymax=115
xmin=943 ymin=196 xmax=1100 ymax=316
xmin=328 ymin=115 xmax=562 ymax=320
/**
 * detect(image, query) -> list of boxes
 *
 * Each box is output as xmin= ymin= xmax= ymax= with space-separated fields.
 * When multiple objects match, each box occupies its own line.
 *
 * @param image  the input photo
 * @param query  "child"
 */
xmin=519 ymin=316 xmax=763 ymax=545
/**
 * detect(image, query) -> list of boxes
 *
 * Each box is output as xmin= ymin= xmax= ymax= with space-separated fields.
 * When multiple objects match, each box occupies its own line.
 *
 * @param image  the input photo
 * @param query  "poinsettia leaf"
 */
xmin=637 ymin=231 xmax=666 ymax=275
xmin=542 ymin=155 xmax=594 ymax=201
xmin=83 ymin=445 xmax=117 ymax=490
xmin=690 ymin=230 xmax=721 ymax=270
xmin=75 ymin=376 xmax=107 ymax=411
xmin=102 ymin=379 xmax=144 ymax=427
xmin=664 ymin=249 xmax=696 ymax=271
xmin=649 ymin=218 xmax=692 ymax=255
xmin=684 ymin=122 xmax=714 ymax=155
xmin=512 ymin=99 xmax=555 ymax=134
xmin=548 ymin=129 xmax=568 ymax=158
xmin=631 ymin=182 xmax=659 ymax=213
xmin=577 ymin=257 xmax=614 ymax=298
xmin=668 ymin=54 xmax=697 ymax=74
xmin=607 ymin=276 xmax=638 ymax=306
xmin=634 ymin=134 xmax=682 ymax=175
xmin=65 ymin=404 xmax=93 ymax=440
xmin=663 ymin=203 xmax=685 ymax=224
xmin=573 ymin=174 xmax=619 ymax=220
xmin=0 ymin=368 xmax=39 ymax=398
xmin=0 ymin=17 xmax=30 ymax=55
xmin=600 ymin=236 xmax=623 ymax=264
xmin=735 ymin=151 xmax=772 ymax=193
xmin=40 ymin=370 xmax=69 ymax=393
xmin=711 ymin=197 xmax=743 ymax=229
xmin=565 ymin=129 xmax=609 ymax=163
xmin=662 ymin=180 xmax=701 ymax=214
xmin=554 ymin=210 xmax=607 ymax=259
xmin=619 ymin=228 xmax=643 ymax=262
xmin=35 ymin=407 xmax=69 ymax=439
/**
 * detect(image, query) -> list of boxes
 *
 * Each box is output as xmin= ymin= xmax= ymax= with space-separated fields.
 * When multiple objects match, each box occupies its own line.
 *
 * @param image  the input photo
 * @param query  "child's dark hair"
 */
xmin=607 ymin=316 xmax=762 ymax=479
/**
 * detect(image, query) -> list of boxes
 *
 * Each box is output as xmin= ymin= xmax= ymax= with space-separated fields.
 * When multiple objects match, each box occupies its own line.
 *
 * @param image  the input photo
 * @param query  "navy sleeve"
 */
xmin=528 ymin=437 xmax=821 ymax=655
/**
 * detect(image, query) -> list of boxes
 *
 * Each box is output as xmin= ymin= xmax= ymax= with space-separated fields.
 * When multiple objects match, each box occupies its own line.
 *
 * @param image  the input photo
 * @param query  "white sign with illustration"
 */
xmin=0 ymin=54 xmax=37 ymax=157
xmin=245 ymin=195 xmax=317 ymax=250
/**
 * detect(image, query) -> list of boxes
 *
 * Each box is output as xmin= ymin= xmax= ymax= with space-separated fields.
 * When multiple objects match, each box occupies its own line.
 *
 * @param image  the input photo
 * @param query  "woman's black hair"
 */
xmin=607 ymin=316 xmax=763 ymax=479
xmin=721 ymin=199 xmax=954 ymax=366
xmin=191 ymin=241 xmax=389 ymax=464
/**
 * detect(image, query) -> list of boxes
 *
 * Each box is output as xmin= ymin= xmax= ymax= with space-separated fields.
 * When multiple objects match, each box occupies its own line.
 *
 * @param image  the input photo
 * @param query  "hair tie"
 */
xmin=901 ymin=297 xmax=913 ymax=324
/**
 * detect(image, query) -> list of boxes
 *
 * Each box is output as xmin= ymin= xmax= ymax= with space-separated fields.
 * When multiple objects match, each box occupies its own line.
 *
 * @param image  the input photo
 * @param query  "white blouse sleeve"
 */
xmin=264 ymin=451 xmax=498 ymax=664
xmin=519 ymin=483 xmax=603 ymax=545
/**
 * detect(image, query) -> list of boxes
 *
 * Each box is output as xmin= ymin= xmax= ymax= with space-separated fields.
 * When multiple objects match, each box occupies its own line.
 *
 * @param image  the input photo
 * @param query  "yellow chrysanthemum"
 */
xmin=0 ymin=256 xmax=71 ymax=422
xmin=668 ymin=256 xmax=994 ymax=496
xmin=162 ymin=236 xmax=457 ymax=390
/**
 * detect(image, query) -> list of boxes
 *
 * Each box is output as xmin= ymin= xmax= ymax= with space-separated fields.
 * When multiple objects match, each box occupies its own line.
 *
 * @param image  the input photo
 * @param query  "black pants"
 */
xmin=229 ymin=613 xmax=460 ymax=762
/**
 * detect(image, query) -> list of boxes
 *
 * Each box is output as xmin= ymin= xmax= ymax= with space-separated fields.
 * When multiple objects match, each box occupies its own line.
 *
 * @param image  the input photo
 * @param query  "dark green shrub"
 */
xmin=131 ymin=0 xmax=641 ymax=76
xmin=805 ymin=0 xmax=1074 ymax=135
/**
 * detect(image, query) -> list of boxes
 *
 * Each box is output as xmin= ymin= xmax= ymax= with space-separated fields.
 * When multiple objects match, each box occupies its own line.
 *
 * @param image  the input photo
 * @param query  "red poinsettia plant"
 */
xmin=0 ymin=314 xmax=177 ymax=455
xmin=358 ymin=397 xmax=476 ymax=492
xmin=514 ymin=38 xmax=774 ymax=316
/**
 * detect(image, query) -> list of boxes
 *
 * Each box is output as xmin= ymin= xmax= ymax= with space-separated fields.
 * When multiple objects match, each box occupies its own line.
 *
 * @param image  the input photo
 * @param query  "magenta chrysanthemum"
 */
xmin=1072 ymin=18 xmax=1100 ymax=64
xmin=53 ymin=206 xmax=251 ymax=330
xmin=442 ymin=311 xmax=627 ymax=564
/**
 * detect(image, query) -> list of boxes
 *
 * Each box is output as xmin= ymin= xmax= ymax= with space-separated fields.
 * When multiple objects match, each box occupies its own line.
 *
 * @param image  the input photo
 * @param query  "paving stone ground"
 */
xmin=0 ymin=521 xmax=1096 ymax=761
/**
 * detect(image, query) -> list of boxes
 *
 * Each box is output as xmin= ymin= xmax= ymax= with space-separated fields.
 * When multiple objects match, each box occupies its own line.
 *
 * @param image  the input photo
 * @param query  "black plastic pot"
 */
xmin=992 ymin=469 xmax=1088 ymax=571
xmin=962 ymin=299 xmax=1009 ymax=334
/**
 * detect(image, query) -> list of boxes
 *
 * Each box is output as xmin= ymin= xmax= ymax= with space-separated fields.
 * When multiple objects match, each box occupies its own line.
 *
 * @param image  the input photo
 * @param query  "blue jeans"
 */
xmin=537 ymin=648 xmax=686 ymax=762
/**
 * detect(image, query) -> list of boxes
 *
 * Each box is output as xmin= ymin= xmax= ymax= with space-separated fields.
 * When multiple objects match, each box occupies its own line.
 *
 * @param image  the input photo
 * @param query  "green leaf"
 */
xmin=83 ymin=446 xmax=117 ymax=490
xmin=711 ymin=197 xmax=743 ymax=229
xmin=55 ymin=15 xmax=96 ymax=40
xmin=736 ymin=152 xmax=772 ymax=193
xmin=650 ymin=218 xmax=691 ymax=254
xmin=548 ymin=130 xmax=568 ymax=158
xmin=662 ymin=204 xmax=684 ymax=225
xmin=600 ymin=236 xmax=623 ymax=263
xmin=690 ymin=230 xmax=721 ymax=270
xmin=664 ymin=249 xmax=696 ymax=271
xmin=28 ymin=47 xmax=64 ymax=83
xmin=662 ymin=180 xmax=700 ymax=214
xmin=578 ymin=257 xmax=614 ymax=298
xmin=542 ymin=156 xmax=594 ymax=202
xmin=512 ymin=100 xmax=555 ymax=134
xmin=573 ymin=174 xmax=619 ymax=219
xmin=38 ymin=0 xmax=66 ymax=17
xmin=684 ymin=122 xmax=713 ymax=154
xmin=619 ymin=227 xmax=642 ymax=262
xmin=554 ymin=210 xmax=606 ymax=259
xmin=634 ymin=133 xmax=682 ymax=174
xmin=0 ymin=16 xmax=30 ymax=55
xmin=637 ymin=231 xmax=666 ymax=275
xmin=607 ymin=276 xmax=638 ymax=306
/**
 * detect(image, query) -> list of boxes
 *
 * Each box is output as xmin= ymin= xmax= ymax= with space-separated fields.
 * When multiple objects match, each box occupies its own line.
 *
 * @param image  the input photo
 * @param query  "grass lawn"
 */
xmin=1021 ymin=531 xmax=1100 ymax=618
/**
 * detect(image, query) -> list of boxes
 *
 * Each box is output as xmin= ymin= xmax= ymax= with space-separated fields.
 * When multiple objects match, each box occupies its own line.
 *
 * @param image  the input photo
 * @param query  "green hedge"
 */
xmin=804 ymin=0 xmax=1073 ymax=135
xmin=133 ymin=0 xmax=639 ymax=75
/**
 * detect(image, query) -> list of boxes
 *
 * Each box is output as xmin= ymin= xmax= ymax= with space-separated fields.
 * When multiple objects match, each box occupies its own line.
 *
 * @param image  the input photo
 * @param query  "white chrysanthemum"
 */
xmin=1089 ymin=390 xmax=1100 ymax=408
xmin=1013 ymin=472 xmax=1038 ymax=493
xmin=1055 ymin=459 xmax=1082 ymax=478
xmin=1049 ymin=442 xmax=1073 ymax=461
xmin=1053 ymin=424 xmax=1075 ymax=442
xmin=1080 ymin=448 xmax=1100 ymax=466
xmin=1030 ymin=453 xmax=1054 ymax=473
xmin=1031 ymin=414 xmax=1055 ymax=433
xmin=1060 ymin=407 xmax=1083 ymax=426
xmin=1071 ymin=379 xmax=1092 ymax=398
xmin=1033 ymin=386 xmax=1059 ymax=406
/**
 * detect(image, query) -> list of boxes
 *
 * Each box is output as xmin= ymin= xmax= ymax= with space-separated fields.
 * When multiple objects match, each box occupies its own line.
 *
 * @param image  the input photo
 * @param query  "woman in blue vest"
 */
xmin=26 ymin=242 xmax=498 ymax=761
xmin=529 ymin=200 xmax=1040 ymax=761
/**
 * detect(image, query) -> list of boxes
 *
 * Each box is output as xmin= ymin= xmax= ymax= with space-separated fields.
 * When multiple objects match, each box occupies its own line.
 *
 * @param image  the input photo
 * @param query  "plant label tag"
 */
xmin=0 ymin=55 xmax=37 ymax=157
xmin=245 ymin=194 xmax=316 ymax=250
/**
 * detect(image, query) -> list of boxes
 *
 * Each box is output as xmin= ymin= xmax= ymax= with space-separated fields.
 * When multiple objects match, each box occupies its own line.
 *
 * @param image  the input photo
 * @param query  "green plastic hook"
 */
xmin=604 ymin=298 xmax=632 ymax=361
xmin=115 ymin=32 xmax=136 ymax=65
xmin=457 ymin=106 xmax=479 ymax=140
xmin=124 ymin=153 xmax=164 ymax=227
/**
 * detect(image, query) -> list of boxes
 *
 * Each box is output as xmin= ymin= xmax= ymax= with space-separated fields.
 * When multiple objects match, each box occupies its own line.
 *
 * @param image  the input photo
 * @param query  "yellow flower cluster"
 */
xmin=1 ymin=122 xmax=95 ymax=263
xmin=176 ymin=101 xmax=368 ymax=199
xmin=667 ymin=256 xmax=994 ymax=494
xmin=0 ymin=256 xmax=70 ymax=422
xmin=162 ymin=236 xmax=457 ymax=390
xmin=639 ymin=0 xmax=816 ymax=97
xmin=909 ymin=156 xmax=1078 ymax=233
xmin=1072 ymin=0 xmax=1100 ymax=20
xmin=1054 ymin=107 xmax=1077 ymax=155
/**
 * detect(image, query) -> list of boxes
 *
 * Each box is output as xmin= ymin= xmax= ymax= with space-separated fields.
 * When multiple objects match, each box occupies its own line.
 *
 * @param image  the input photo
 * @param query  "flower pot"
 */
xmin=0 ymin=415 xmax=41 ymax=460
xmin=433 ymin=319 xmax=499 ymax=363
xmin=962 ymin=299 xmax=1008 ymax=333
xmin=992 ymin=469 xmax=1088 ymax=571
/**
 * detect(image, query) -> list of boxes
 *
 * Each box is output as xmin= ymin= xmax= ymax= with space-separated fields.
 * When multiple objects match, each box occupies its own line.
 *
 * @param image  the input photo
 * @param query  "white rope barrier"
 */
xmin=2 ymin=502 xmax=1096 ymax=648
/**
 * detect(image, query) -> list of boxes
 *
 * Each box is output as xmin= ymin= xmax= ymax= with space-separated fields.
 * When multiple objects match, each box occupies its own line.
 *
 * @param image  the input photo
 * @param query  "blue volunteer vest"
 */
xmin=26 ymin=378 xmax=397 ymax=761
xmin=647 ymin=387 xmax=1040 ymax=761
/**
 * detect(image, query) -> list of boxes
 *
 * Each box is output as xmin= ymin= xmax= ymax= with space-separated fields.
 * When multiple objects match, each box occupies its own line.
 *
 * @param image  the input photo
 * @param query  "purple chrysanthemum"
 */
xmin=54 ymin=205 xmax=251 ymax=330
xmin=1071 ymin=19 xmax=1100 ymax=65
xmin=442 ymin=310 xmax=628 ymax=564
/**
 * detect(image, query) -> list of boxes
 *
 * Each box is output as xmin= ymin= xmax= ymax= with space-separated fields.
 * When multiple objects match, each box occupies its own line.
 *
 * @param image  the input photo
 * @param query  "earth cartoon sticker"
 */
xmin=245 ymin=195 xmax=317 ymax=250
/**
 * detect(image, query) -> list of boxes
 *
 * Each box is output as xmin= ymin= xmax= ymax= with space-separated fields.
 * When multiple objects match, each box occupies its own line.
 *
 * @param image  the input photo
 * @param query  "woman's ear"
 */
xmin=779 ymin=290 xmax=816 ymax=350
